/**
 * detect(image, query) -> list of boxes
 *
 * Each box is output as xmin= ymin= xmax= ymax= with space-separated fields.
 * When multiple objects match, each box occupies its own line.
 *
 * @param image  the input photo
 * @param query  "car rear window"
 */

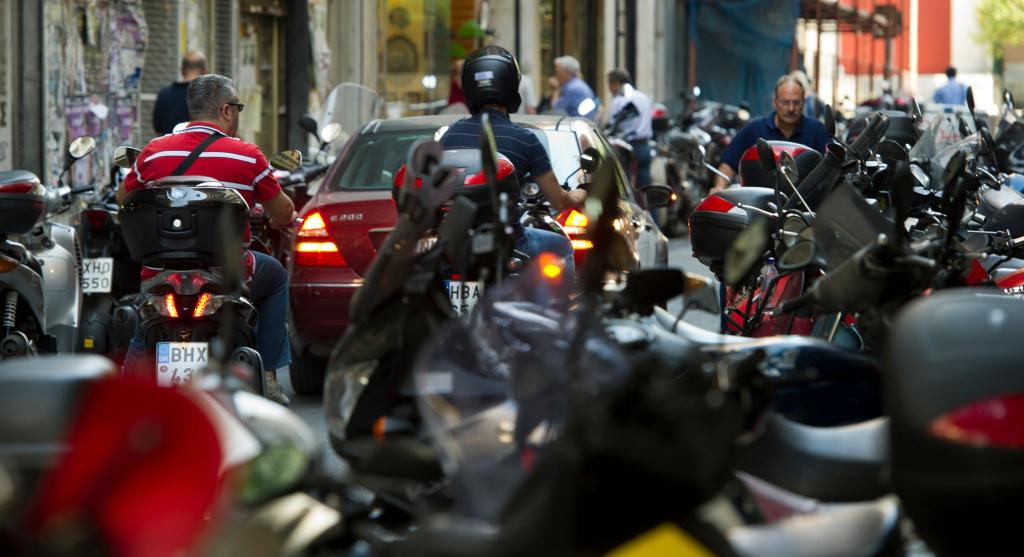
xmin=328 ymin=130 xmax=431 ymax=191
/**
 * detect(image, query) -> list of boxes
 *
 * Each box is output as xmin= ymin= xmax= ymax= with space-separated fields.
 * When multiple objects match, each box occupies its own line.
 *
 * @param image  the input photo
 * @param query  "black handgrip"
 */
xmin=778 ymin=291 xmax=814 ymax=313
xmin=847 ymin=112 xmax=890 ymax=161
xmin=302 ymin=163 xmax=329 ymax=181
xmin=71 ymin=184 xmax=95 ymax=195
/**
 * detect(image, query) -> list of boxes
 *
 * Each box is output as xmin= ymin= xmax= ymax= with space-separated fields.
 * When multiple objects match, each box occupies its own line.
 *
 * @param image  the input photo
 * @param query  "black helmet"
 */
xmin=462 ymin=46 xmax=521 ymax=114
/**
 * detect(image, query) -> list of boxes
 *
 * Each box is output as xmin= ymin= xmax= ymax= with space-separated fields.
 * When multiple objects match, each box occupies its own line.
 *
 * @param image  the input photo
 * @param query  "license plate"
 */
xmin=156 ymin=342 xmax=209 ymax=386
xmin=416 ymin=236 xmax=438 ymax=253
xmin=82 ymin=257 xmax=114 ymax=293
xmin=446 ymin=280 xmax=481 ymax=315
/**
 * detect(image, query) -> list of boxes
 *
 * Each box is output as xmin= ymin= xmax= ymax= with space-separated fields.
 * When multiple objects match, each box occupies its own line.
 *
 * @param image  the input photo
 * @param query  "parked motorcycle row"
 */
xmin=0 ymin=81 xmax=1022 ymax=556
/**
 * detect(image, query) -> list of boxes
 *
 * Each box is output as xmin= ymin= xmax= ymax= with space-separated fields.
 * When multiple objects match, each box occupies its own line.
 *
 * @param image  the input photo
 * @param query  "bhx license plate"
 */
xmin=156 ymin=342 xmax=209 ymax=386
xmin=446 ymin=280 xmax=481 ymax=315
xmin=82 ymin=257 xmax=114 ymax=293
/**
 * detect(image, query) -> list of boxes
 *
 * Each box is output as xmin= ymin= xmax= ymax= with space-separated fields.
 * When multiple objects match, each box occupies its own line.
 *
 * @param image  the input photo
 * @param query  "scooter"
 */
xmin=0 ymin=137 xmax=93 ymax=357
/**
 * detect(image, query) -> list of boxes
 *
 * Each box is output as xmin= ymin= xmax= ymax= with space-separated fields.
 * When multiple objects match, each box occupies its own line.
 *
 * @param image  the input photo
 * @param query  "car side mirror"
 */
xmin=642 ymin=184 xmax=674 ymax=209
xmin=580 ymin=147 xmax=601 ymax=174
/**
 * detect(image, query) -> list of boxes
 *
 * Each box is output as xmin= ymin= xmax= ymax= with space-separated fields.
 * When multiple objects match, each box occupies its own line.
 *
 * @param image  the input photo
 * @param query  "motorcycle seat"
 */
xmin=735 ymin=414 xmax=889 ymax=502
xmin=727 ymin=496 xmax=900 ymax=557
xmin=651 ymin=306 xmax=753 ymax=346
xmin=0 ymin=355 xmax=117 ymax=472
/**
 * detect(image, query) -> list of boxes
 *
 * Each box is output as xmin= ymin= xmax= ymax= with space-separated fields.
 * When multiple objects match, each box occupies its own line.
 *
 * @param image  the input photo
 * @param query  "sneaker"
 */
xmin=263 ymin=370 xmax=291 ymax=406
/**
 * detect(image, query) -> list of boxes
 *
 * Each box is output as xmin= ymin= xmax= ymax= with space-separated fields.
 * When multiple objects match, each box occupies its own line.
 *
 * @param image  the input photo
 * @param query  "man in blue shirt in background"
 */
xmin=550 ymin=55 xmax=598 ymax=120
xmin=711 ymin=73 xmax=829 ymax=193
xmin=933 ymin=66 xmax=968 ymax=105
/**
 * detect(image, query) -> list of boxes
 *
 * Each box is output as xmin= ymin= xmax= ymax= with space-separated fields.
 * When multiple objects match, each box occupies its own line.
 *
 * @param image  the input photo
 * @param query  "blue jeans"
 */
xmin=123 ymin=250 xmax=291 ymax=376
xmin=630 ymin=140 xmax=653 ymax=188
xmin=516 ymin=227 xmax=575 ymax=282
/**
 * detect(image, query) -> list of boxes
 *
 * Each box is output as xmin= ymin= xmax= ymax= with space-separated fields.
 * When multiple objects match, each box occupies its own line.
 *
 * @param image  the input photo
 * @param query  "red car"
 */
xmin=287 ymin=115 xmax=668 ymax=394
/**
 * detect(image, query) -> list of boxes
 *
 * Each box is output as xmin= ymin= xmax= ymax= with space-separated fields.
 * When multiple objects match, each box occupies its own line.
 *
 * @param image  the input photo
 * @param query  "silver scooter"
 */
xmin=0 ymin=137 xmax=93 ymax=357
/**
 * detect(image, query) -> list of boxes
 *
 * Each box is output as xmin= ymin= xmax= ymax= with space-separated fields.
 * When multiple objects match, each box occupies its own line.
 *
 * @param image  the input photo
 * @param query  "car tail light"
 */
xmin=164 ymin=293 xmax=179 ymax=319
xmin=929 ymin=393 xmax=1024 ymax=449
xmin=295 ymin=211 xmax=347 ymax=267
xmin=558 ymin=209 xmax=593 ymax=251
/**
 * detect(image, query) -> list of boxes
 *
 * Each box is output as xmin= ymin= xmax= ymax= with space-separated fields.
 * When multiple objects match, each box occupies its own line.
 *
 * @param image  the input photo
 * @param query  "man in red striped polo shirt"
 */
xmin=118 ymin=74 xmax=296 ymax=405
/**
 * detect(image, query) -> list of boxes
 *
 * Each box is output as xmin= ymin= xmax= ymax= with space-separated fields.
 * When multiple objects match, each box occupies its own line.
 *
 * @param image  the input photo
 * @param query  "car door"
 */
xmin=589 ymin=128 xmax=669 ymax=269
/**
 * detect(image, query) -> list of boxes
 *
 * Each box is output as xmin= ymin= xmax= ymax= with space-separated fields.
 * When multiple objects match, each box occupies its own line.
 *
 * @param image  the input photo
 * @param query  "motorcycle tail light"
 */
xmin=164 ymin=294 xmax=179 ymax=319
xmin=84 ymin=209 xmax=110 ymax=230
xmin=929 ymin=393 xmax=1024 ymax=449
xmin=192 ymin=293 xmax=212 ymax=318
xmin=295 ymin=211 xmax=348 ymax=267
xmin=0 ymin=181 xmax=36 ymax=194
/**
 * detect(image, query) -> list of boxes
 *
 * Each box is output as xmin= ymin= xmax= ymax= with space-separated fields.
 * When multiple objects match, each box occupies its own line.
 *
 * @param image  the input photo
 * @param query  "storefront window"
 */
xmin=378 ymin=0 xmax=451 ymax=117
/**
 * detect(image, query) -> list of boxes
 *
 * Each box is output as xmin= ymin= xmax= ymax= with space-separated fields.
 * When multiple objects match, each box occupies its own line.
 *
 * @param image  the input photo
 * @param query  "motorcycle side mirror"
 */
xmin=577 ymin=97 xmax=598 ymax=118
xmin=980 ymin=126 xmax=996 ymax=153
xmin=724 ymin=215 xmax=771 ymax=287
xmin=824 ymin=104 xmax=836 ymax=138
xmin=68 ymin=136 xmax=96 ymax=160
xmin=910 ymin=97 xmax=923 ymax=121
xmin=319 ymin=122 xmax=342 ymax=144
xmin=779 ymin=150 xmax=799 ymax=183
xmin=579 ymin=147 xmax=601 ymax=174
xmin=941 ymin=150 xmax=967 ymax=198
xmin=299 ymin=114 xmax=319 ymax=137
xmin=112 ymin=145 xmax=141 ymax=169
xmin=777 ymin=239 xmax=816 ymax=272
xmin=268 ymin=149 xmax=303 ymax=172
xmin=684 ymin=272 xmax=720 ymax=314
xmin=967 ymin=86 xmax=976 ymax=114
xmin=890 ymin=161 xmax=915 ymax=249
xmin=642 ymin=184 xmax=674 ymax=209
xmin=692 ymin=86 xmax=702 ymax=98
xmin=756 ymin=138 xmax=777 ymax=172
xmin=876 ymin=140 xmax=909 ymax=164
xmin=1005 ymin=89 xmax=1015 ymax=109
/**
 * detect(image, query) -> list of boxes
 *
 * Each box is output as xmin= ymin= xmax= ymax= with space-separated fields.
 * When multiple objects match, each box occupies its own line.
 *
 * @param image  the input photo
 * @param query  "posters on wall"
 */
xmin=0 ymin=0 xmax=11 ymax=171
xmin=43 ymin=0 xmax=148 ymax=186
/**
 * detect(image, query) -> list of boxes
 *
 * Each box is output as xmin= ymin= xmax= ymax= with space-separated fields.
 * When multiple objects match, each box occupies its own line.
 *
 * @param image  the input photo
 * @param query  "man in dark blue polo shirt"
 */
xmin=711 ymin=74 xmax=829 ymax=193
xmin=441 ymin=46 xmax=586 ymax=279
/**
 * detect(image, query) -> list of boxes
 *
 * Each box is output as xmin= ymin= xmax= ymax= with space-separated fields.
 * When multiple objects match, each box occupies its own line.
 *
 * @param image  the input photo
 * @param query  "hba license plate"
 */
xmin=156 ymin=342 xmax=209 ymax=386
xmin=446 ymin=280 xmax=481 ymax=315
xmin=82 ymin=257 xmax=114 ymax=293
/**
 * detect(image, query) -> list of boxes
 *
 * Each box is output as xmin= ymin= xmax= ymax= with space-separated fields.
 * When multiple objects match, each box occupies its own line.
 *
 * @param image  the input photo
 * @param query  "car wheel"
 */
xmin=290 ymin=348 xmax=326 ymax=396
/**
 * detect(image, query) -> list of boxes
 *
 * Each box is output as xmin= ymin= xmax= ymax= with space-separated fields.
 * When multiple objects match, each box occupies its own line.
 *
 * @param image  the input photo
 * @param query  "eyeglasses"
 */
xmin=226 ymin=102 xmax=245 ymax=113
xmin=775 ymin=99 xmax=804 ymax=109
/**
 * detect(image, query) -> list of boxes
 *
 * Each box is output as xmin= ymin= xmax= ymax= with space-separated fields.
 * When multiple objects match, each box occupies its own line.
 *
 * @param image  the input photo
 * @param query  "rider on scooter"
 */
xmin=117 ymin=74 xmax=296 ymax=405
xmin=439 ymin=45 xmax=586 ymax=280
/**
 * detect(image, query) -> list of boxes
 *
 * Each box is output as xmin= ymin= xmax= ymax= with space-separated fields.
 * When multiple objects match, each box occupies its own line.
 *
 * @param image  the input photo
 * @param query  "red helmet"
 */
xmin=738 ymin=141 xmax=821 ymax=187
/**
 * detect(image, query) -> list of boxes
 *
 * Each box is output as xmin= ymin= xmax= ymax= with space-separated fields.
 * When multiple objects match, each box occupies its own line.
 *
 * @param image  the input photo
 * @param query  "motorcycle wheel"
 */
xmin=290 ymin=348 xmax=326 ymax=396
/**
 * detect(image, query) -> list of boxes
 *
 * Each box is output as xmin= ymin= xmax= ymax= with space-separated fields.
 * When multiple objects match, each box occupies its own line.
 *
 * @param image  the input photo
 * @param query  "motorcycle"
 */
xmin=0 ymin=137 xmax=94 ymax=358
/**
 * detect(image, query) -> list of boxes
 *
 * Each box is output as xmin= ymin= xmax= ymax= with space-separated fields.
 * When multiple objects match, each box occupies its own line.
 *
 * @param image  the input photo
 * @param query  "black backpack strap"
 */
xmin=170 ymin=133 xmax=224 ymax=176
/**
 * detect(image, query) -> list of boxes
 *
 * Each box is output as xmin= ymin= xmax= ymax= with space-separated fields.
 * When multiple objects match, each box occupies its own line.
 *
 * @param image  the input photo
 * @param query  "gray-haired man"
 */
xmin=550 ymin=55 xmax=597 ymax=120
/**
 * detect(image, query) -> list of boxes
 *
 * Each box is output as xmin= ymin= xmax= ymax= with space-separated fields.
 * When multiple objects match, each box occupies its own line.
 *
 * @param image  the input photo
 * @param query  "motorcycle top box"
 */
xmin=394 ymin=149 xmax=518 ymax=222
xmin=118 ymin=181 xmax=249 ymax=267
xmin=0 ymin=170 xmax=46 ymax=236
xmin=886 ymin=289 xmax=1024 ymax=556
xmin=688 ymin=187 xmax=777 ymax=274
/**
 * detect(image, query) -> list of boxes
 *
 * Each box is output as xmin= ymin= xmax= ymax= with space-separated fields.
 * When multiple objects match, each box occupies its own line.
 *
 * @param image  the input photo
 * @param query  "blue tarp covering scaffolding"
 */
xmin=689 ymin=0 xmax=799 ymax=116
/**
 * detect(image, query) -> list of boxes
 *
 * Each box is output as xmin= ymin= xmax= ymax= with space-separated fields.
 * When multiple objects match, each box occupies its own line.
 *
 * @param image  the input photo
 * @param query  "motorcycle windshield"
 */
xmin=909 ymin=112 xmax=980 ymax=189
xmin=320 ymin=83 xmax=382 ymax=157
xmin=413 ymin=269 xmax=629 ymax=522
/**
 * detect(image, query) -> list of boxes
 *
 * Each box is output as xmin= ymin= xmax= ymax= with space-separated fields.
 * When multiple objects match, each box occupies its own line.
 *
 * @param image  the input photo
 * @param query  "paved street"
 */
xmin=284 ymin=236 xmax=716 ymax=476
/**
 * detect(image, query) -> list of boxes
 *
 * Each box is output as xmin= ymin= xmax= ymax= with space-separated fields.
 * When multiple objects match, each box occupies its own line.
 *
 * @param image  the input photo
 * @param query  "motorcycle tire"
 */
xmin=290 ymin=348 xmax=326 ymax=396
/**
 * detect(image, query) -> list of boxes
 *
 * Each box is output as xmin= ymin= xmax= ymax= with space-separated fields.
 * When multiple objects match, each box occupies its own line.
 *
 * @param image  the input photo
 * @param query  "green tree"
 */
xmin=977 ymin=0 xmax=1024 ymax=76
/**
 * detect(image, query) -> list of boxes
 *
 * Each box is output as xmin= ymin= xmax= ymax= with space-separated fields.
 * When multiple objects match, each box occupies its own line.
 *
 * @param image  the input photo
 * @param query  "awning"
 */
xmin=798 ymin=0 xmax=902 ymax=37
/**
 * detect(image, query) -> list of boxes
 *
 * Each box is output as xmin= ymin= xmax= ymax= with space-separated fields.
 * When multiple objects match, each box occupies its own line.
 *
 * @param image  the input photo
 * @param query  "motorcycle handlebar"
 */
xmin=847 ymin=112 xmax=890 ymax=162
